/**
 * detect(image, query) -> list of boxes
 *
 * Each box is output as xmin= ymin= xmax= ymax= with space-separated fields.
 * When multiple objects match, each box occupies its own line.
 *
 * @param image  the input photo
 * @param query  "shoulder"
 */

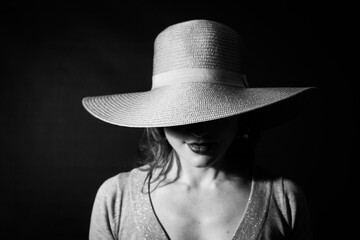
xmin=252 ymin=166 xmax=312 ymax=238
xmin=93 ymin=168 xmax=143 ymax=206
xmin=253 ymin=166 xmax=308 ymax=221
xmin=95 ymin=167 xmax=149 ymax=199
xmin=271 ymin=176 xmax=310 ymax=231
xmin=272 ymin=177 xmax=304 ymax=200
xmin=96 ymin=172 xmax=131 ymax=196
xmin=252 ymin=166 xmax=304 ymax=199
xmin=272 ymin=176 xmax=309 ymax=219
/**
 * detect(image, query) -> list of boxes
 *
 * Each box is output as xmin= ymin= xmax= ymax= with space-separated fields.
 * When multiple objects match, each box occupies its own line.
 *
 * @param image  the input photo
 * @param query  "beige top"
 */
xmin=89 ymin=166 xmax=312 ymax=240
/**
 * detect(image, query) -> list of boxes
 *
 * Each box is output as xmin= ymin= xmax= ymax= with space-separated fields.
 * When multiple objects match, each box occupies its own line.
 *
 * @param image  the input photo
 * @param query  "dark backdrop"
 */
xmin=1 ymin=2 xmax=357 ymax=239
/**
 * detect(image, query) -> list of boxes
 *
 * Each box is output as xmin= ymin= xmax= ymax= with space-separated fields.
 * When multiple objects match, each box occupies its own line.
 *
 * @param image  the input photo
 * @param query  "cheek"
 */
xmin=217 ymin=119 xmax=239 ymax=143
xmin=220 ymin=129 xmax=238 ymax=150
xmin=164 ymin=127 xmax=186 ymax=147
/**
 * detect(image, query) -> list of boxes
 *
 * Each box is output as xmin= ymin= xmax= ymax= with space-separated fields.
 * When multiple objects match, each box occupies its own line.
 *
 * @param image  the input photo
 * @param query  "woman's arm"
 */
xmin=89 ymin=176 xmax=122 ymax=240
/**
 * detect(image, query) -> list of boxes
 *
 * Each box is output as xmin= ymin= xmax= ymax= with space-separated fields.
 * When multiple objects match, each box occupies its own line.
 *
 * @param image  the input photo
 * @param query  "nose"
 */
xmin=190 ymin=131 xmax=208 ymax=138
xmin=186 ymin=122 xmax=210 ymax=138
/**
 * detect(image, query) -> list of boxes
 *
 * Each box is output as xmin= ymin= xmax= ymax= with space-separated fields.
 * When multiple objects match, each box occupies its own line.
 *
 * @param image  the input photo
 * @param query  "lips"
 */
xmin=186 ymin=142 xmax=215 ymax=154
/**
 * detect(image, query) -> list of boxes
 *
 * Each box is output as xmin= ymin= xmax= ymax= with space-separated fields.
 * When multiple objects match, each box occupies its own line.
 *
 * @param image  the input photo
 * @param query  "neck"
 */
xmin=158 ymin=153 xmax=251 ymax=190
xmin=177 ymin=164 xmax=221 ymax=189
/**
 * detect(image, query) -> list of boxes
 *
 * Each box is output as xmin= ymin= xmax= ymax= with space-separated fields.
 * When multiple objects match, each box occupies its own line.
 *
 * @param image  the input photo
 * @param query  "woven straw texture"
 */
xmin=82 ymin=20 xmax=310 ymax=128
xmin=83 ymin=84 xmax=309 ymax=127
xmin=153 ymin=20 xmax=242 ymax=75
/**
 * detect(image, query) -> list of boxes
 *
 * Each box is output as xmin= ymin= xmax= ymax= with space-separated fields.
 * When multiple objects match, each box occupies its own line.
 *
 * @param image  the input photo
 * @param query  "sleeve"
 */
xmin=89 ymin=176 xmax=122 ymax=240
xmin=283 ymin=179 xmax=313 ymax=240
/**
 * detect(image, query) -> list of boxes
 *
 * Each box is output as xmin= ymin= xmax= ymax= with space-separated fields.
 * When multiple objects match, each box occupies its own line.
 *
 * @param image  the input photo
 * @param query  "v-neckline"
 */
xmin=129 ymin=167 xmax=271 ymax=240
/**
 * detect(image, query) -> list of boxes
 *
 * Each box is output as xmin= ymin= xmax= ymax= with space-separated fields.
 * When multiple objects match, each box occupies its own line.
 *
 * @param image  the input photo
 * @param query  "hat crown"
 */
xmin=153 ymin=20 xmax=242 ymax=75
xmin=82 ymin=20 xmax=311 ymax=128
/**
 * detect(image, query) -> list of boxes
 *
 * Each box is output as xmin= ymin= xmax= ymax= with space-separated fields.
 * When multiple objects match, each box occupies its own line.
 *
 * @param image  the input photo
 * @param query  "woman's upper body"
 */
xmin=84 ymin=19 xmax=314 ymax=240
xmin=89 ymin=165 xmax=312 ymax=240
xmin=90 ymin=116 xmax=312 ymax=240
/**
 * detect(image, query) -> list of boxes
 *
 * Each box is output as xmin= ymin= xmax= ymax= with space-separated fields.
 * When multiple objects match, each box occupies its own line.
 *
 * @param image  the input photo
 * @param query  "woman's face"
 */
xmin=164 ymin=116 xmax=241 ymax=168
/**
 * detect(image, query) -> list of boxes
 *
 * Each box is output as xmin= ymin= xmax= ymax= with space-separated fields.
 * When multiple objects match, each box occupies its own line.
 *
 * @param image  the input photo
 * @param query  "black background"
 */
xmin=1 ymin=1 xmax=357 ymax=239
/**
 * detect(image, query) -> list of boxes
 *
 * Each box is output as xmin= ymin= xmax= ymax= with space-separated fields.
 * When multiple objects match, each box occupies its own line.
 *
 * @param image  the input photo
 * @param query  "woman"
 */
xmin=83 ymin=19 xmax=313 ymax=240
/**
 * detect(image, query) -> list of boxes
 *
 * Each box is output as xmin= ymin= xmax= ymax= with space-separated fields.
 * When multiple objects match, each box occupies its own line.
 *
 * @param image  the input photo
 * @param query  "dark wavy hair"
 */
xmin=136 ymin=117 xmax=259 ymax=191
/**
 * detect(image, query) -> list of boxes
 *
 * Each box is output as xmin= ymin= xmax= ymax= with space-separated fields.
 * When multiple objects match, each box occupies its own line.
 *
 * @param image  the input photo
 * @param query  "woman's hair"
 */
xmin=136 ymin=128 xmax=177 ymax=188
xmin=136 ymin=116 xmax=259 ymax=190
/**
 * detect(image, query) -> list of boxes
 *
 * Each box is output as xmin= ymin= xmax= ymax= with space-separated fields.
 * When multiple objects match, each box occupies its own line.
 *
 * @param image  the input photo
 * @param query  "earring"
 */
xmin=242 ymin=133 xmax=249 ymax=140
xmin=236 ymin=129 xmax=250 ymax=141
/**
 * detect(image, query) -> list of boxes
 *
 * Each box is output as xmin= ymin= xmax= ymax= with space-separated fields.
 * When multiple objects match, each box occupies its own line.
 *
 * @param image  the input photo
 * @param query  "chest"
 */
xmin=150 ymin=184 xmax=251 ymax=240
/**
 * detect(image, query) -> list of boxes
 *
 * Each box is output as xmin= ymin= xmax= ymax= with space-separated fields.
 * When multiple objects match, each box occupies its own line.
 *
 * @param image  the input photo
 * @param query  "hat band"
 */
xmin=152 ymin=68 xmax=248 ymax=89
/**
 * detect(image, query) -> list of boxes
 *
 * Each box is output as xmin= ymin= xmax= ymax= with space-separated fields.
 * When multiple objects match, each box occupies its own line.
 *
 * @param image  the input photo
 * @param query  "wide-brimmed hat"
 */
xmin=82 ymin=19 xmax=312 ymax=128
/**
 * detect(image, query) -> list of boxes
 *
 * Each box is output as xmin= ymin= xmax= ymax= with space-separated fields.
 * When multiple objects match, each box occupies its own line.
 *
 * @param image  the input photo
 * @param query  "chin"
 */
xmin=186 ymin=154 xmax=220 ymax=168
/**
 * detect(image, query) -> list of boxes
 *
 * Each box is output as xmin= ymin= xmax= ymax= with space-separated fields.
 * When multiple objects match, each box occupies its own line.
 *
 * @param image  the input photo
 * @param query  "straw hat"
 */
xmin=82 ymin=19 xmax=312 ymax=128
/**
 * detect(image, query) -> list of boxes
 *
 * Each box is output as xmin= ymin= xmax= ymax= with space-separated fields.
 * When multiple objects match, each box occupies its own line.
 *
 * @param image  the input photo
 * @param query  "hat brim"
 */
xmin=82 ymin=83 xmax=313 ymax=128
